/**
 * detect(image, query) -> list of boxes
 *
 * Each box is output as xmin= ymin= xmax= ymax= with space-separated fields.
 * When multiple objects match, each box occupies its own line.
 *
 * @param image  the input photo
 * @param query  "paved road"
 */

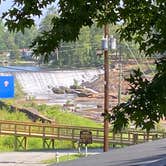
xmin=0 ymin=151 xmax=54 ymax=166
xmin=2 ymin=138 xmax=166 ymax=166
xmin=51 ymin=138 xmax=166 ymax=166
xmin=0 ymin=149 xmax=101 ymax=166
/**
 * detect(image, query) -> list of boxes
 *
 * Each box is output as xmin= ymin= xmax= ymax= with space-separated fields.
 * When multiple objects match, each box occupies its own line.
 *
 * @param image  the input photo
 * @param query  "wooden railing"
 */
xmin=0 ymin=120 xmax=166 ymax=149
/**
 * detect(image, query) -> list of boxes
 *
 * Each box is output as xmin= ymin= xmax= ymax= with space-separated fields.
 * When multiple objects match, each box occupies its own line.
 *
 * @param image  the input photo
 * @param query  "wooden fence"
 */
xmin=0 ymin=120 xmax=165 ymax=150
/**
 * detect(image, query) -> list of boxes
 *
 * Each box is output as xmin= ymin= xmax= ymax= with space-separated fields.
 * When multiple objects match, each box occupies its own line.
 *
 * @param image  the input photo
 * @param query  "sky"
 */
xmin=0 ymin=0 xmax=57 ymax=25
xmin=0 ymin=0 xmax=42 ymax=24
xmin=0 ymin=0 xmax=12 ymax=17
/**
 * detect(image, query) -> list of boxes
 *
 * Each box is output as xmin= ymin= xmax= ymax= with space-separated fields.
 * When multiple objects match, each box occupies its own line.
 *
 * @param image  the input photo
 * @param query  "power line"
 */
xmin=0 ymin=42 xmax=100 ymax=52
xmin=124 ymin=41 xmax=147 ymax=78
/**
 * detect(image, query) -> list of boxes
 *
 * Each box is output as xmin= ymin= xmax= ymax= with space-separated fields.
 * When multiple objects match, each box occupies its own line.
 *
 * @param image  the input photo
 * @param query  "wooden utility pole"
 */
xmin=103 ymin=24 xmax=109 ymax=152
xmin=118 ymin=45 xmax=122 ymax=105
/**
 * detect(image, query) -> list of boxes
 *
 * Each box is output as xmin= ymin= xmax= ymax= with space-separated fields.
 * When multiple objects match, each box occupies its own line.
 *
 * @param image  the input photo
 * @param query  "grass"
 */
xmin=35 ymin=104 xmax=103 ymax=149
xmin=0 ymin=100 xmax=165 ymax=151
xmin=36 ymin=104 xmax=102 ymax=127
xmin=0 ymin=100 xmax=103 ymax=151
xmin=0 ymin=109 xmax=30 ymax=151
xmin=42 ymin=153 xmax=86 ymax=164
xmin=14 ymin=80 xmax=25 ymax=98
xmin=0 ymin=108 xmax=29 ymax=121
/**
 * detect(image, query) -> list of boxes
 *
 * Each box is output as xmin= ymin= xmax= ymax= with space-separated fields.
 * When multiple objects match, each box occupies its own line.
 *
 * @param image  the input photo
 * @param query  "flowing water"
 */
xmin=0 ymin=66 xmax=103 ymax=108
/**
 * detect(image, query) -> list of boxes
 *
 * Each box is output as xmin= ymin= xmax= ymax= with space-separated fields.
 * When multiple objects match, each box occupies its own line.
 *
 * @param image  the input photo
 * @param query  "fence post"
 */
xmin=43 ymin=126 xmax=45 ymax=137
xmin=112 ymin=132 xmax=115 ymax=140
xmin=120 ymin=132 xmax=123 ymax=143
xmin=72 ymin=128 xmax=75 ymax=140
xmin=28 ymin=125 xmax=31 ymax=136
xmin=133 ymin=133 xmax=138 ymax=144
xmin=152 ymin=134 xmax=158 ymax=140
xmin=57 ymin=128 xmax=60 ymax=139
xmin=14 ymin=136 xmax=18 ymax=151
xmin=14 ymin=124 xmax=17 ymax=135
xmin=163 ymin=133 xmax=166 ymax=138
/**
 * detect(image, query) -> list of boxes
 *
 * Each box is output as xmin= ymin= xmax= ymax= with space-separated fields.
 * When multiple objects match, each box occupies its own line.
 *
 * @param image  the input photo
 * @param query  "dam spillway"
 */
xmin=0 ymin=68 xmax=103 ymax=100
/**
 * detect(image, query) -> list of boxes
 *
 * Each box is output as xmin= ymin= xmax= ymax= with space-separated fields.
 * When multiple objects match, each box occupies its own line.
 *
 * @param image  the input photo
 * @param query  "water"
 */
xmin=0 ymin=66 xmax=103 ymax=99
xmin=46 ymin=94 xmax=77 ymax=105
xmin=0 ymin=66 xmax=40 ymax=72
xmin=0 ymin=67 xmax=103 ymax=109
xmin=14 ymin=69 xmax=103 ymax=98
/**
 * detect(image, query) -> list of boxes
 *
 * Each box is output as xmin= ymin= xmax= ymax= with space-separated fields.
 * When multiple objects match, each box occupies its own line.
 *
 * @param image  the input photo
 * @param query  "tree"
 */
xmin=1 ymin=0 xmax=166 ymax=131
xmin=38 ymin=8 xmax=105 ymax=67
xmin=112 ymin=58 xmax=166 ymax=134
xmin=14 ymin=26 xmax=37 ymax=49
xmin=0 ymin=20 xmax=37 ymax=60
xmin=0 ymin=20 xmax=20 ymax=59
xmin=2 ymin=1 xmax=166 ymax=57
xmin=0 ymin=21 xmax=7 ymax=50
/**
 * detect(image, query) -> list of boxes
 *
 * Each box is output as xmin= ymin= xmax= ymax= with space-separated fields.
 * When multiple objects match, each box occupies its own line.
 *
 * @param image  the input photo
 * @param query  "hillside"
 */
xmin=73 ymin=58 xmax=155 ymax=122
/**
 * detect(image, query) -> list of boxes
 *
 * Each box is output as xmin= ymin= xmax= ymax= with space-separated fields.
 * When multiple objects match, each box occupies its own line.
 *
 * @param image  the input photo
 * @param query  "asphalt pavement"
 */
xmin=51 ymin=138 xmax=166 ymax=166
xmin=0 ymin=149 xmax=101 ymax=166
xmin=1 ymin=139 xmax=166 ymax=166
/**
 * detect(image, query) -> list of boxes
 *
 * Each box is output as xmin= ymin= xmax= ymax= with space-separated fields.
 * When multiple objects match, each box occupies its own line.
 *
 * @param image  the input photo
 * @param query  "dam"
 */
xmin=0 ymin=66 xmax=103 ymax=102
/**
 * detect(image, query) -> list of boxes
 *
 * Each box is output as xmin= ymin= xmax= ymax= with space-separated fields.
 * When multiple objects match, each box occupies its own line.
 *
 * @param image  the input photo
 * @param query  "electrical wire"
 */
xmin=124 ymin=41 xmax=148 ymax=78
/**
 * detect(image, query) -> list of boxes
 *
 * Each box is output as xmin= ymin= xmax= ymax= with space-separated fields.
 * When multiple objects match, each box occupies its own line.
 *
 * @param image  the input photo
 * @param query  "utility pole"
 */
xmin=118 ymin=45 xmax=122 ymax=105
xmin=103 ymin=24 xmax=109 ymax=152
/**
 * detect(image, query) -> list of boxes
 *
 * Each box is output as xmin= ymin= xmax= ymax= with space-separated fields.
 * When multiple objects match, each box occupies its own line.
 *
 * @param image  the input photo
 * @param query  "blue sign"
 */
xmin=0 ymin=76 xmax=14 ymax=98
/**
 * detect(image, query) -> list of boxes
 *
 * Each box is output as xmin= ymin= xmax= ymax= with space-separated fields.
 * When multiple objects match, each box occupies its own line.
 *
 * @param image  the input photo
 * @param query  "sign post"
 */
xmin=79 ymin=130 xmax=92 ymax=157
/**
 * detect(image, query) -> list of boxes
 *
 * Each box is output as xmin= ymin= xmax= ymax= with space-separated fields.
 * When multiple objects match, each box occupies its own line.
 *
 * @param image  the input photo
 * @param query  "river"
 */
xmin=0 ymin=66 xmax=103 ymax=109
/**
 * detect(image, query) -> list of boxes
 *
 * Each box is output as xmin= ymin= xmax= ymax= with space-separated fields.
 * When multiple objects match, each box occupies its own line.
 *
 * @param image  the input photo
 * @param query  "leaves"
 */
xmin=112 ymin=58 xmax=166 ymax=133
xmin=2 ymin=0 xmax=55 ymax=32
xmin=1 ymin=0 xmax=166 ymax=57
xmin=1 ymin=0 xmax=166 ymax=133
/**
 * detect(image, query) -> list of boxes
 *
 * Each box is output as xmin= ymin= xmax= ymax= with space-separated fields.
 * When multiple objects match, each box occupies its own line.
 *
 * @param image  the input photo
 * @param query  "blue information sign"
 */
xmin=0 ymin=76 xmax=14 ymax=98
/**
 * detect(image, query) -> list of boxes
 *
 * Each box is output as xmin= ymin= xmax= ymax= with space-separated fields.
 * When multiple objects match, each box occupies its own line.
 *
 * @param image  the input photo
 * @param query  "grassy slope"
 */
xmin=0 ymin=102 xmax=102 ymax=151
xmin=0 ymin=108 xmax=30 ymax=151
xmin=37 ymin=104 xmax=102 ymax=127
xmin=0 ymin=78 xmax=103 ymax=150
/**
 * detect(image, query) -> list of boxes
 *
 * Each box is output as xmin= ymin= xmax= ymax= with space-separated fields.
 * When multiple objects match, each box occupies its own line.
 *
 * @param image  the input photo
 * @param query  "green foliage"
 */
xmin=2 ymin=0 xmax=55 ymax=33
xmin=0 ymin=19 xmax=37 ymax=61
xmin=42 ymin=153 xmax=85 ymax=164
xmin=0 ymin=136 xmax=15 ymax=151
xmin=118 ymin=1 xmax=166 ymax=56
xmin=38 ymin=105 xmax=101 ymax=127
xmin=0 ymin=97 xmax=99 ymax=151
xmin=1 ymin=0 xmax=166 ymax=140
xmin=0 ymin=106 xmax=30 ymax=151
xmin=112 ymin=58 xmax=166 ymax=133
xmin=36 ymin=11 xmax=105 ymax=65
xmin=14 ymin=80 xmax=25 ymax=98
xmin=73 ymin=79 xmax=79 ymax=89
xmin=14 ymin=26 xmax=37 ymax=49
xmin=28 ymin=138 xmax=42 ymax=150
xmin=0 ymin=102 xmax=102 ymax=151
xmin=0 ymin=109 xmax=29 ymax=121
xmin=151 ymin=57 xmax=166 ymax=113
xmin=0 ymin=20 xmax=20 ymax=58
xmin=1 ymin=5 xmax=140 ymax=67
xmin=38 ymin=6 xmax=58 ymax=33
xmin=2 ymin=0 xmax=166 ymax=58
